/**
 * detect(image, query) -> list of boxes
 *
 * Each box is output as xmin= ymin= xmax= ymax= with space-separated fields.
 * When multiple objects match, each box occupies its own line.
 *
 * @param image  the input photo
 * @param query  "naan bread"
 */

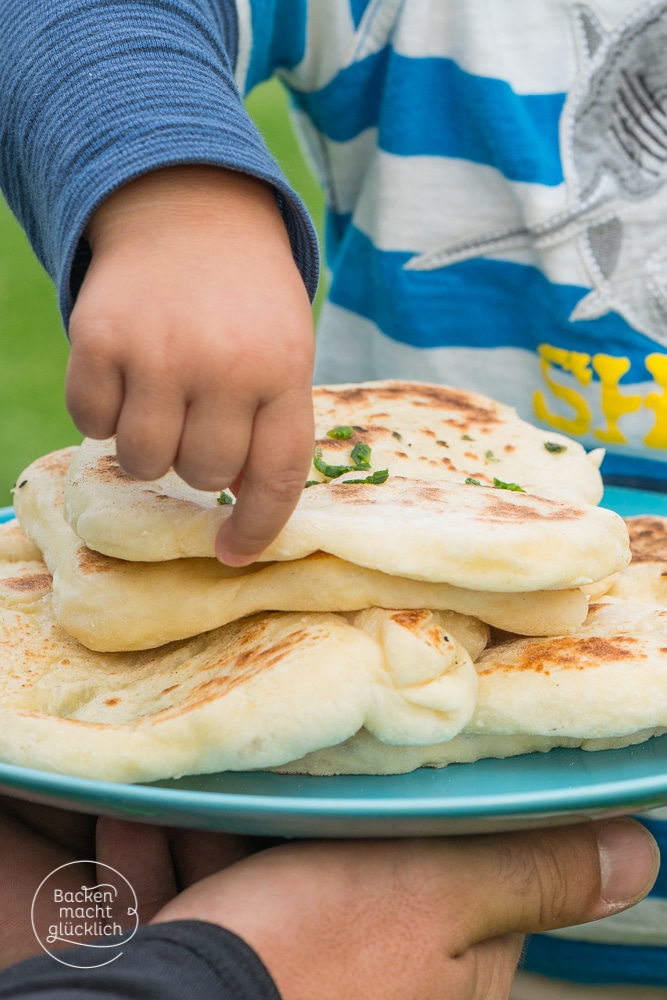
xmin=13 ymin=449 xmax=589 ymax=651
xmin=608 ymin=515 xmax=667 ymax=606
xmin=0 ymin=524 xmax=486 ymax=783
xmin=280 ymin=601 xmax=667 ymax=774
xmin=0 ymin=520 xmax=42 ymax=563
xmin=61 ymin=381 xmax=622 ymax=593
xmin=60 ymin=450 xmax=628 ymax=596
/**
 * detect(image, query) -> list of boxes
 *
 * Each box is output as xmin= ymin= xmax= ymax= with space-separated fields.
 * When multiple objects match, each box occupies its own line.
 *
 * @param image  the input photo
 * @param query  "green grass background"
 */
xmin=0 ymin=80 xmax=325 ymax=506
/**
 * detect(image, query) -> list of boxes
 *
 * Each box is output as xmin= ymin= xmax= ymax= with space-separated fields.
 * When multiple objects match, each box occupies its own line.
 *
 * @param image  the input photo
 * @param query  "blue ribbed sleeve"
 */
xmin=0 ymin=0 xmax=319 ymax=325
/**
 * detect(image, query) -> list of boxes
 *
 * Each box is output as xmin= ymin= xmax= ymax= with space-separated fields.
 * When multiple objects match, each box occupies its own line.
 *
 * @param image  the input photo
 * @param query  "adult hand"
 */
xmin=151 ymin=819 xmax=659 ymax=1000
xmin=67 ymin=165 xmax=316 ymax=566
xmin=0 ymin=796 xmax=252 ymax=969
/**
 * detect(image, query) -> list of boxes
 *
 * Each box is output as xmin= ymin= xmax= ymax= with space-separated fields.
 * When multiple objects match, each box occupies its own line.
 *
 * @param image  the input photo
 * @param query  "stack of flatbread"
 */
xmin=2 ymin=379 xmax=661 ymax=783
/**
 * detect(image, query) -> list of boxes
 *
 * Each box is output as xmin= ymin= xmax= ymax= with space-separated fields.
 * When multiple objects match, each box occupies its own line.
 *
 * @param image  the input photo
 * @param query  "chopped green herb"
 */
xmin=461 ymin=434 xmax=474 ymax=441
xmin=493 ymin=478 xmax=525 ymax=492
xmin=392 ymin=431 xmax=403 ymax=441
xmin=350 ymin=441 xmax=372 ymax=469
xmin=216 ymin=491 xmax=234 ymax=505
xmin=313 ymin=450 xmax=354 ymax=479
xmin=304 ymin=480 xmax=323 ymax=488
xmin=435 ymin=440 xmax=449 ymax=447
xmin=326 ymin=425 xmax=353 ymax=440
xmin=544 ymin=441 xmax=567 ymax=453
xmin=313 ymin=440 xmax=379 ymax=480
xmin=485 ymin=450 xmax=500 ymax=463
xmin=343 ymin=469 xmax=389 ymax=485
xmin=465 ymin=476 xmax=526 ymax=493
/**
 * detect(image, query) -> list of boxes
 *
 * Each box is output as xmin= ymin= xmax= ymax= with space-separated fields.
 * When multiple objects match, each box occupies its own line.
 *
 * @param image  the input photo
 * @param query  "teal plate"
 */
xmin=1 ymin=488 xmax=667 ymax=838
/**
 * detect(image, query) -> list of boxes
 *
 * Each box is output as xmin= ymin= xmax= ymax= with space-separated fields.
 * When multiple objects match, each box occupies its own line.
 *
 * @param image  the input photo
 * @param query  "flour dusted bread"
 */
xmin=279 ymin=600 xmax=667 ymax=775
xmin=3 ymin=518 xmax=666 ymax=781
xmin=4 ymin=381 xmax=657 ymax=782
xmin=242 ymin=476 xmax=628 ymax=591
xmin=607 ymin=515 xmax=667 ymax=606
xmin=62 ymin=381 xmax=618 ymax=587
xmin=282 ymin=521 xmax=667 ymax=775
xmin=60 ymin=465 xmax=629 ymax=600
xmin=13 ymin=448 xmax=590 ymax=651
xmin=0 ymin=523 xmax=488 ymax=783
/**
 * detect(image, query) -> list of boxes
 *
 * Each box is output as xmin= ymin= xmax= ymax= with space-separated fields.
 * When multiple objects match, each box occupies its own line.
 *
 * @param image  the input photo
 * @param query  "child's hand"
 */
xmin=66 ymin=166 xmax=316 ymax=565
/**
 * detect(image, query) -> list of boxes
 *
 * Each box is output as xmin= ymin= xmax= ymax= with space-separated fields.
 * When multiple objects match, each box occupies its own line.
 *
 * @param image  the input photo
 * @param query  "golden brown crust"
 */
xmin=625 ymin=515 xmax=667 ymax=563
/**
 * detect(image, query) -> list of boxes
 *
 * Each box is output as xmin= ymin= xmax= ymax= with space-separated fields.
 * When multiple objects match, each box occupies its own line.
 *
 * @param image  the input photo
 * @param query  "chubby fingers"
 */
xmin=67 ymin=339 xmax=315 ymax=565
xmin=214 ymin=385 xmax=315 ymax=565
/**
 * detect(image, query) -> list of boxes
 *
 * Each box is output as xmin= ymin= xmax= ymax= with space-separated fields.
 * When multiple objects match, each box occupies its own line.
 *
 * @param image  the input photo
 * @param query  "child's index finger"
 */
xmin=214 ymin=390 xmax=315 ymax=567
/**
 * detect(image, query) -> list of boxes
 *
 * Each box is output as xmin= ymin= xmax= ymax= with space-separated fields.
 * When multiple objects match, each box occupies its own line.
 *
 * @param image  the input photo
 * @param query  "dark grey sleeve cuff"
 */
xmin=0 ymin=921 xmax=282 ymax=999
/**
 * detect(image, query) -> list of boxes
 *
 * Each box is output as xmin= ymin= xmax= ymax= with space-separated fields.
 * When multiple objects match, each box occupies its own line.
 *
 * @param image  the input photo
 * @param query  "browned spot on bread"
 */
xmin=480 ymin=635 xmax=641 ymax=675
xmin=314 ymin=382 xmax=503 ymax=431
xmin=105 ymin=698 xmax=121 ymax=706
xmin=390 ymin=610 xmax=431 ymax=628
xmin=316 ymin=479 xmax=584 ymax=522
xmin=152 ymin=623 xmax=321 ymax=719
xmin=76 ymin=544 xmax=122 ymax=576
xmin=482 ymin=494 xmax=582 ymax=522
xmin=2 ymin=572 xmax=52 ymax=593
xmin=33 ymin=449 xmax=77 ymax=479
xmin=389 ymin=611 xmax=452 ymax=651
xmin=625 ymin=516 xmax=667 ymax=563
xmin=587 ymin=603 xmax=606 ymax=616
xmin=96 ymin=454 xmax=134 ymax=483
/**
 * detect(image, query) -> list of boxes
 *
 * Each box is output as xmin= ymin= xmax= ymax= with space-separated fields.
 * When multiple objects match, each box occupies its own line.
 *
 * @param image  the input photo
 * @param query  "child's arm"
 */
xmin=2 ymin=0 xmax=321 ymax=564
xmin=67 ymin=165 xmax=316 ymax=565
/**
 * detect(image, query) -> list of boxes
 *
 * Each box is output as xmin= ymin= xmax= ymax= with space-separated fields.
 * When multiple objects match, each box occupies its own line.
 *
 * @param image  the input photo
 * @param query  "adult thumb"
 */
xmin=442 ymin=817 xmax=659 ymax=952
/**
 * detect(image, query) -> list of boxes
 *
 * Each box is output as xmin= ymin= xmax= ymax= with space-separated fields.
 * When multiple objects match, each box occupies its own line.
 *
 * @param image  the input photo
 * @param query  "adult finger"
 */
xmin=96 ymin=818 xmax=177 ymax=923
xmin=434 ymin=817 xmax=659 ymax=953
xmin=0 ymin=807 xmax=96 ymax=968
xmin=166 ymin=829 xmax=255 ymax=889
xmin=0 ymin=795 xmax=96 ymax=856
xmin=215 ymin=387 xmax=315 ymax=564
xmin=150 ymin=821 xmax=658 ymax=1000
